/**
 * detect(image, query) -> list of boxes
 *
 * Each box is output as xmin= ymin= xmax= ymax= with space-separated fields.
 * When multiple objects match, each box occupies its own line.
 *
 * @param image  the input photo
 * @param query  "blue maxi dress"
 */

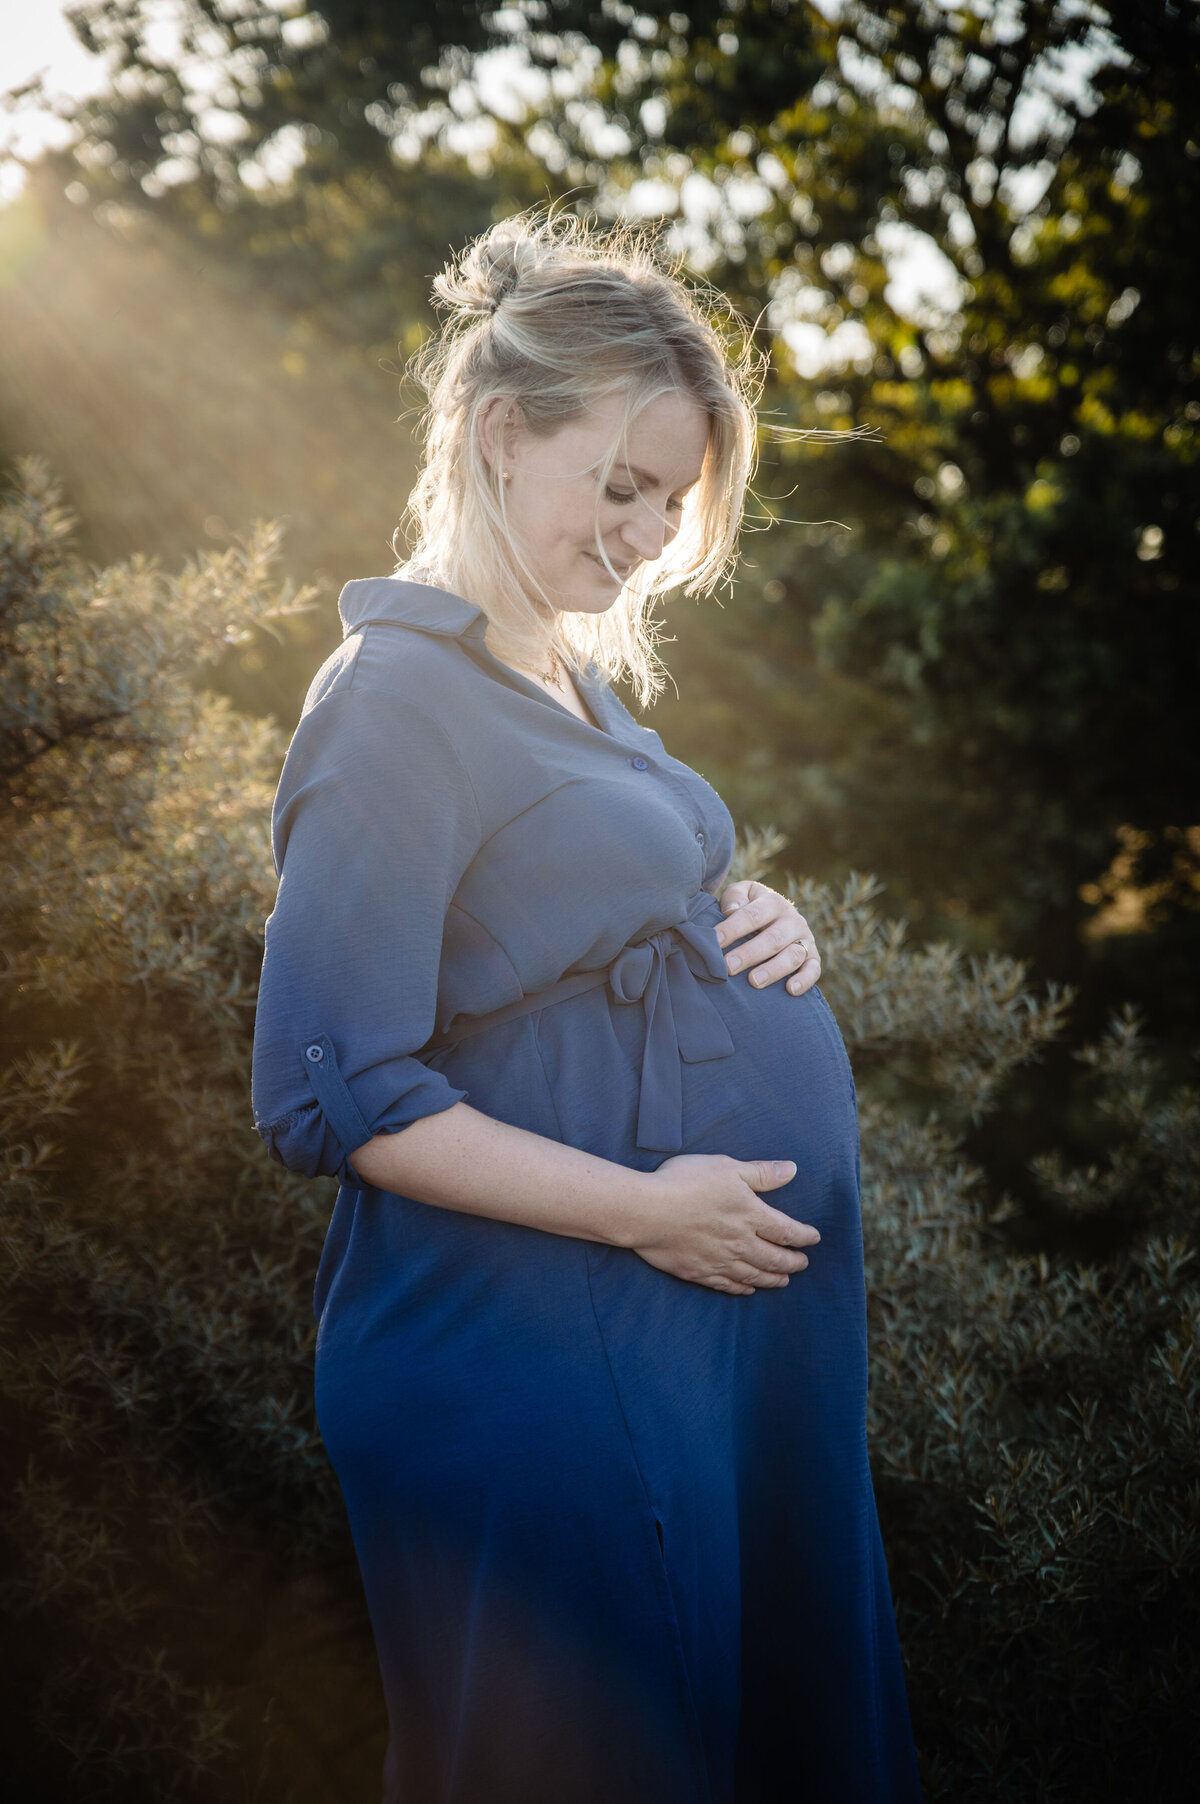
xmin=251 ymin=576 xmax=923 ymax=1804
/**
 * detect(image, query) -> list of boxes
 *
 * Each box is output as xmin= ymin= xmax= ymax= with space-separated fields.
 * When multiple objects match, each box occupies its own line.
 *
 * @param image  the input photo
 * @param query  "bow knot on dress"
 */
xmin=607 ymin=911 xmax=735 ymax=1154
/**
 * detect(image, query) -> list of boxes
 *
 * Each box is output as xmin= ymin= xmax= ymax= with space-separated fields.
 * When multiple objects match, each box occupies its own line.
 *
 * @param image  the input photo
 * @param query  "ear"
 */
xmin=478 ymin=397 xmax=524 ymax=473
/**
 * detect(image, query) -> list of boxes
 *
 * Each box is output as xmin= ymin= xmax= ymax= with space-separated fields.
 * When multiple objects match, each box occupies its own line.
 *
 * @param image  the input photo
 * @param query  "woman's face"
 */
xmin=487 ymin=388 xmax=710 ymax=615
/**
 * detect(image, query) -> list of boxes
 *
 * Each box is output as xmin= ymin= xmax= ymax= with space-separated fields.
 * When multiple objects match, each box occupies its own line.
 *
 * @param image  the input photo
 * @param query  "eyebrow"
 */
xmin=619 ymin=464 xmax=702 ymax=493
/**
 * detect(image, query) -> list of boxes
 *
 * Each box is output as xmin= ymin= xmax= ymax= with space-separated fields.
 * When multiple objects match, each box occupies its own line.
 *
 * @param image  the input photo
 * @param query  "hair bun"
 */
xmin=433 ymin=224 xmax=527 ymax=318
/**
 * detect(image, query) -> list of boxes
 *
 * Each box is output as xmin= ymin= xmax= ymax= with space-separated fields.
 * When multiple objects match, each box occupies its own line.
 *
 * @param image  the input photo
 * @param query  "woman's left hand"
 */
xmin=713 ymin=881 xmax=822 ymax=997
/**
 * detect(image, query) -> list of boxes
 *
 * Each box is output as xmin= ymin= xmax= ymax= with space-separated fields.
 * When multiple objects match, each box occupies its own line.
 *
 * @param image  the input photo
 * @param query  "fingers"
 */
xmin=731 ymin=930 xmax=805 ymax=980
xmin=757 ymin=1205 xmax=821 ymax=1249
xmin=714 ymin=881 xmax=754 ymax=925
xmin=711 ymin=1248 xmax=808 ymax=1293
xmin=715 ymin=894 xmax=793 ymax=959
xmin=747 ymin=1189 xmax=821 ymax=1254
xmin=716 ymin=895 xmax=822 ymax=994
xmin=735 ymin=1165 xmax=821 ymax=1281
xmin=740 ymin=1158 xmax=797 ymax=1192
xmin=731 ymin=1262 xmax=790 ymax=1288
xmin=786 ymin=949 xmax=821 ymax=995
xmin=743 ymin=1235 xmax=813 ymax=1275
xmin=784 ymin=914 xmax=822 ymax=993
xmin=750 ymin=939 xmax=821 ymax=994
xmin=749 ymin=1248 xmax=809 ymax=1277
xmin=703 ymin=1213 xmax=821 ymax=1294
xmin=713 ymin=887 xmax=776 ymax=957
xmin=789 ymin=916 xmax=822 ymax=993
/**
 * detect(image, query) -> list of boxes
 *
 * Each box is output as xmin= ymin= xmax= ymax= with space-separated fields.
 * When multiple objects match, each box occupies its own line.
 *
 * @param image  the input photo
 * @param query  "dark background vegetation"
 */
xmin=1 ymin=2 xmax=1197 ymax=1798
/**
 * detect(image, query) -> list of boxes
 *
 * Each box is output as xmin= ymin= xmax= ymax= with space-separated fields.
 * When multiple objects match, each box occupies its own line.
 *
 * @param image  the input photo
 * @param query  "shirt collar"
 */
xmin=337 ymin=577 xmax=488 ymax=643
xmin=336 ymin=575 xmax=609 ymax=724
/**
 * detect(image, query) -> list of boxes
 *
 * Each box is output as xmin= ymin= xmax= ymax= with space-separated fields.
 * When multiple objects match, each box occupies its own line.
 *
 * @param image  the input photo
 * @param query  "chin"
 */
xmin=541 ymin=563 xmax=623 ymax=614
xmin=560 ymin=593 xmax=623 ymax=617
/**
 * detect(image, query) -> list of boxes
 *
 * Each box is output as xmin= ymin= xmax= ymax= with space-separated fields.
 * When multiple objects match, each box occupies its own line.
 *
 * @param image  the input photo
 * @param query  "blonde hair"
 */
xmin=392 ymin=208 xmax=766 ymax=707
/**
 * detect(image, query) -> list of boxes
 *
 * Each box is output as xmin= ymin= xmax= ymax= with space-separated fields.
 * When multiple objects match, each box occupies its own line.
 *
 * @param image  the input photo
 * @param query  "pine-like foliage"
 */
xmin=1 ymin=462 xmax=1196 ymax=1800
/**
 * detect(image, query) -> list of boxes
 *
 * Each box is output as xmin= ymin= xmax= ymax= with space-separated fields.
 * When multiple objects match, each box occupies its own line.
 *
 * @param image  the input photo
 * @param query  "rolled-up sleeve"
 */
xmin=251 ymin=681 xmax=483 ymax=1185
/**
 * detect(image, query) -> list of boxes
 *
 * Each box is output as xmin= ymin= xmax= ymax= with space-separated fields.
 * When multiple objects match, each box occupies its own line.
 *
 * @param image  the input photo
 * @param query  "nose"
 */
xmin=620 ymin=496 xmax=677 ymax=563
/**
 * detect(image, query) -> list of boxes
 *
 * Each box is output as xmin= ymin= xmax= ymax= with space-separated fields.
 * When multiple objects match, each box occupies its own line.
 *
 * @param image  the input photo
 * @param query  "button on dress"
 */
xmin=251 ymin=577 xmax=924 ymax=1804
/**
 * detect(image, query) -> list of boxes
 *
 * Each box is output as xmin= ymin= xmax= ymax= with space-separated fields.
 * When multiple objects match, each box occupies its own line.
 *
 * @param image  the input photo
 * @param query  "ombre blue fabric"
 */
xmin=251 ymin=577 xmax=924 ymax=1804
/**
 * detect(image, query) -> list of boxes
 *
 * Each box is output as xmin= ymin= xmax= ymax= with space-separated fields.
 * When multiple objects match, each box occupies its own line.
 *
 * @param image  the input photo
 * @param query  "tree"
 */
xmin=14 ymin=0 xmax=1194 ymax=1003
xmin=509 ymin=0 xmax=1200 ymax=988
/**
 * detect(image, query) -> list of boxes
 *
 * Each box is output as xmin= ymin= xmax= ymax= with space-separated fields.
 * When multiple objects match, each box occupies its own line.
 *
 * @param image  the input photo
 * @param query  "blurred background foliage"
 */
xmin=0 ymin=0 xmax=1197 ymax=1797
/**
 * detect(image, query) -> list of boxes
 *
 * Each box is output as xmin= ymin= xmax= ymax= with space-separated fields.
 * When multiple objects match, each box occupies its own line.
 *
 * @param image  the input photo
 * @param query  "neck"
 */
xmin=405 ymin=558 xmax=567 ymax=681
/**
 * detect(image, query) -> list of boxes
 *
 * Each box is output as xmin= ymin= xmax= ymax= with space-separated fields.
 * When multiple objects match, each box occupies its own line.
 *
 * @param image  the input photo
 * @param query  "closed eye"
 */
xmin=605 ymin=485 xmax=685 ymax=513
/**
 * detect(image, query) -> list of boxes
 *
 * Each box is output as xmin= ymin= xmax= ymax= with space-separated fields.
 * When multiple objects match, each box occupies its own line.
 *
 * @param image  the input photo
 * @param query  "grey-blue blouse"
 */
xmin=251 ymin=577 xmax=738 ymax=1186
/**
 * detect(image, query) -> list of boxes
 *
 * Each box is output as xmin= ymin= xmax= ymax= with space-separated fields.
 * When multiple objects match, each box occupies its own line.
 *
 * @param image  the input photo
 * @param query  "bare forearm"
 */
xmin=349 ymin=1101 xmax=651 ymax=1248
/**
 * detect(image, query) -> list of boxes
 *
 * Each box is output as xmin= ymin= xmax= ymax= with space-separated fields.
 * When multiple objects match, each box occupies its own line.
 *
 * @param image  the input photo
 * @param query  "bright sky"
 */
xmin=0 ymin=0 xmax=112 ymax=182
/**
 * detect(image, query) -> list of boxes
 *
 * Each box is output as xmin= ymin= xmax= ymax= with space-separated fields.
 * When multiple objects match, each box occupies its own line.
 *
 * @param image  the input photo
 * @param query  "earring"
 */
xmin=501 ymin=469 xmax=512 ymax=484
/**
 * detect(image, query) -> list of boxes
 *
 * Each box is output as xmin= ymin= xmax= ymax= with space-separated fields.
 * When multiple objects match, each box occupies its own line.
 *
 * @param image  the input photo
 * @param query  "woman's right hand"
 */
xmin=628 ymin=1153 xmax=820 ymax=1295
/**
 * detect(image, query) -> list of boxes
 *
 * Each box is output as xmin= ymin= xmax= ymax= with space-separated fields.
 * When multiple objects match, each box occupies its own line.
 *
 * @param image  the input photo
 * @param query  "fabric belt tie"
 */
xmin=606 ymin=917 xmax=734 ymax=1152
xmin=419 ymin=899 xmax=735 ymax=1154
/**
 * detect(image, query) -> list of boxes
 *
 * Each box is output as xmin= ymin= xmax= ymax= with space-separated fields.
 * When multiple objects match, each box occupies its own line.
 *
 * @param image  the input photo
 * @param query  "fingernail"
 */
xmin=776 ymin=1162 xmax=796 ymax=1178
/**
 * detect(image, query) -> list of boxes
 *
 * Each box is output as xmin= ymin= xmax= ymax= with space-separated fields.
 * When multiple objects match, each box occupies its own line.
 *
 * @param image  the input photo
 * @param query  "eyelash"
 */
xmin=604 ymin=486 xmax=684 ymax=512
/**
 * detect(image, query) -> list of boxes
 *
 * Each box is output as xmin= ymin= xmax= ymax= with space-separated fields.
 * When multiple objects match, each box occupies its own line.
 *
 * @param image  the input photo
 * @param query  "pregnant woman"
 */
xmin=252 ymin=212 xmax=923 ymax=1804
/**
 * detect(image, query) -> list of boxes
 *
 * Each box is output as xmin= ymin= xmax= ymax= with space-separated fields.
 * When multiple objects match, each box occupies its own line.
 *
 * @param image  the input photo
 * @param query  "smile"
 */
xmin=585 ymin=552 xmax=634 ymax=580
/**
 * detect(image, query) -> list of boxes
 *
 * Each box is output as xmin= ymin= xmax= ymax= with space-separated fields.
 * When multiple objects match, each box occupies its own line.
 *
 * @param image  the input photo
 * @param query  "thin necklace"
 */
xmin=511 ymin=637 xmax=563 ymax=687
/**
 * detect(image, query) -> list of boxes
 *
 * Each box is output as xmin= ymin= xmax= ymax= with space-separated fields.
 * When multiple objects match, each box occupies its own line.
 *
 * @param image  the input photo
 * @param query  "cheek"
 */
xmin=566 ymin=504 xmax=609 ymax=551
xmin=516 ymin=496 xmax=573 ymax=555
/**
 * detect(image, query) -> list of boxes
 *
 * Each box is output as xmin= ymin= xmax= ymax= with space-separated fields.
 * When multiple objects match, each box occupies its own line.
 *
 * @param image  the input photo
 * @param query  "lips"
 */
xmin=585 ymin=552 xmax=633 ymax=580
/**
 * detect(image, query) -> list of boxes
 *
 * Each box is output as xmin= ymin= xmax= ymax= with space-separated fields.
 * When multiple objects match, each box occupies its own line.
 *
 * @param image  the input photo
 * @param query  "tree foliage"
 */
xmin=15 ymin=0 xmax=1193 ymax=1008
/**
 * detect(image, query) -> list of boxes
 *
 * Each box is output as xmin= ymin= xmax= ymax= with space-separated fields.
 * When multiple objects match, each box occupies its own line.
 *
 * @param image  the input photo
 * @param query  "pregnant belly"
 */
xmin=424 ymin=890 xmax=860 ymax=1226
xmin=522 ymin=897 xmax=860 ymax=1237
xmin=355 ymin=907 xmax=868 ymax=1470
xmin=547 ymin=899 xmax=869 ymax=1501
